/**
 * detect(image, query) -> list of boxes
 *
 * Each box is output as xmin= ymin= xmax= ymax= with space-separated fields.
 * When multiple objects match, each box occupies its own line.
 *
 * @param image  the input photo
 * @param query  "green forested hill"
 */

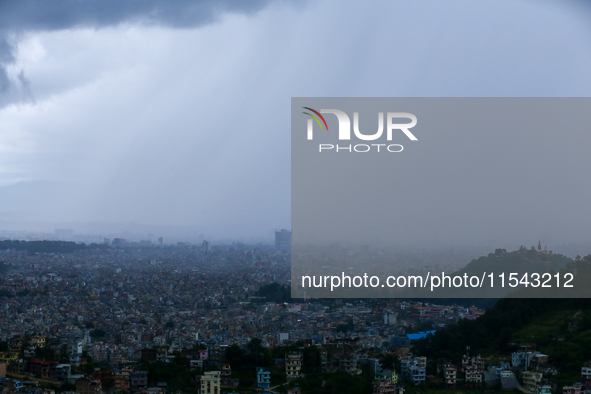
xmin=410 ymin=248 xmax=575 ymax=298
xmin=413 ymin=255 xmax=591 ymax=386
xmin=458 ymin=247 xmax=572 ymax=278
xmin=446 ymin=248 xmax=574 ymax=298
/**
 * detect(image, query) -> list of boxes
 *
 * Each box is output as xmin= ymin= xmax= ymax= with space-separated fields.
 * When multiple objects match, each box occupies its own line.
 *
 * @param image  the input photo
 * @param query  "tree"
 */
xmin=256 ymin=283 xmax=291 ymax=303
xmin=226 ymin=344 xmax=246 ymax=367
xmin=246 ymin=338 xmax=272 ymax=368
xmin=380 ymin=354 xmax=400 ymax=371
xmin=90 ymin=329 xmax=106 ymax=338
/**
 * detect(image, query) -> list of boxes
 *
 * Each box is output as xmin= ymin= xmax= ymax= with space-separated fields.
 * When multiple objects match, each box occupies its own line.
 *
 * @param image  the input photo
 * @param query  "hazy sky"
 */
xmin=1 ymin=0 xmax=591 ymax=242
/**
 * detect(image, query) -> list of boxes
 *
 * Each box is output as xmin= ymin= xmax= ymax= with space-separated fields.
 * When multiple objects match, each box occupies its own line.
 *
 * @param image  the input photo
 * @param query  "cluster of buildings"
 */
xmin=0 ymin=242 xmax=489 ymax=393
xmin=561 ymin=361 xmax=591 ymax=394
xmin=428 ymin=343 xmax=591 ymax=394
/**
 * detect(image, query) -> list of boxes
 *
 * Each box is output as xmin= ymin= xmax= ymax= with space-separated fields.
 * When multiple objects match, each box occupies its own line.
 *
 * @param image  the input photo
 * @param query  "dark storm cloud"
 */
xmin=2 ymin=0 xmax=591 ymax=244
xmin=0 ymin=0 xmax=277 ymax=99
xmin=0 ymin=36 xmax=15 ymax=92
xmin=0 ymin=0 xmax=273 ymax=30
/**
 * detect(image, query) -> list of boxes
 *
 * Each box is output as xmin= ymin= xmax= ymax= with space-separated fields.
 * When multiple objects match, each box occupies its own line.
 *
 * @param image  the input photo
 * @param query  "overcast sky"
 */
xmin=1 ymin=0 xmax=591 ymax=243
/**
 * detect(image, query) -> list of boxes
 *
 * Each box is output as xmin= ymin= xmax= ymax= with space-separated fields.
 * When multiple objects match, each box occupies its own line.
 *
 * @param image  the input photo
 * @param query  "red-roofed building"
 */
xmin=29 ymin=358 xmax=58 ymax=379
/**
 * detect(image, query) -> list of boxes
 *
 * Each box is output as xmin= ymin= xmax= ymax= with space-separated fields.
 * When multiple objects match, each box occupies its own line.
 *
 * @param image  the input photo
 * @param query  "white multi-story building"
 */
xmin=200 ymin=371 xmax=220 ymax=394
xmin=582 ymin=362 xmax=591 ymax=380
xmin=401 ymin=357 xmax=426 ymax=385
xmin=465 ymin=364 xmax=483 ymax=383
xmin=445 ymin=364 xmax=457 ymax=385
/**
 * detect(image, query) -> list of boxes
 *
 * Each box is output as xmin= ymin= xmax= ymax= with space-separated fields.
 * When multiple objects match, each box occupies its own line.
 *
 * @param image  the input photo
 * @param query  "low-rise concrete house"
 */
xmin=564 ymin=384 xmax=583 ymax=394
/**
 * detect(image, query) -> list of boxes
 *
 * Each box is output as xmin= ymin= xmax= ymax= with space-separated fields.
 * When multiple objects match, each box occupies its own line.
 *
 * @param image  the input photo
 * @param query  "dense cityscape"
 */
xmin=0 ymin=232 xmax=482 ymax=394
xmin=0 ymin=233 xmax=589 ymax=394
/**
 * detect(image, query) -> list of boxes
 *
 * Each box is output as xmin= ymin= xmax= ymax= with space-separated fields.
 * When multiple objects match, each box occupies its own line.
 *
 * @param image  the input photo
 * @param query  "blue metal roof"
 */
xmin=406 ymin=330 xmax=436 ymax=340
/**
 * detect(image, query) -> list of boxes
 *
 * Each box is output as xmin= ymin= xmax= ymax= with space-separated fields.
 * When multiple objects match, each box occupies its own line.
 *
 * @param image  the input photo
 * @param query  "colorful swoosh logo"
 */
xmin=302 ymin=107 xmax=329 ymax=131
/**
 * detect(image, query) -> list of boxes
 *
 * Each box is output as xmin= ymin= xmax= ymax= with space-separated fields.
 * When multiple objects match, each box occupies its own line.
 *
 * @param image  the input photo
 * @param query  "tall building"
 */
xmin=200 ymin=371 xmax=220 ymax=394
xmin=220 ymin=364 xmax=232 ymax=386
xmin=275 ymin=229 xmax=291 ymax=252
xmin=286 ymin=353 xmax=302 ymax=381
xmin=202 ymin=240 xmax=210 ymax=252
xmin=445 ymin=364 xmax=457 ymax=385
